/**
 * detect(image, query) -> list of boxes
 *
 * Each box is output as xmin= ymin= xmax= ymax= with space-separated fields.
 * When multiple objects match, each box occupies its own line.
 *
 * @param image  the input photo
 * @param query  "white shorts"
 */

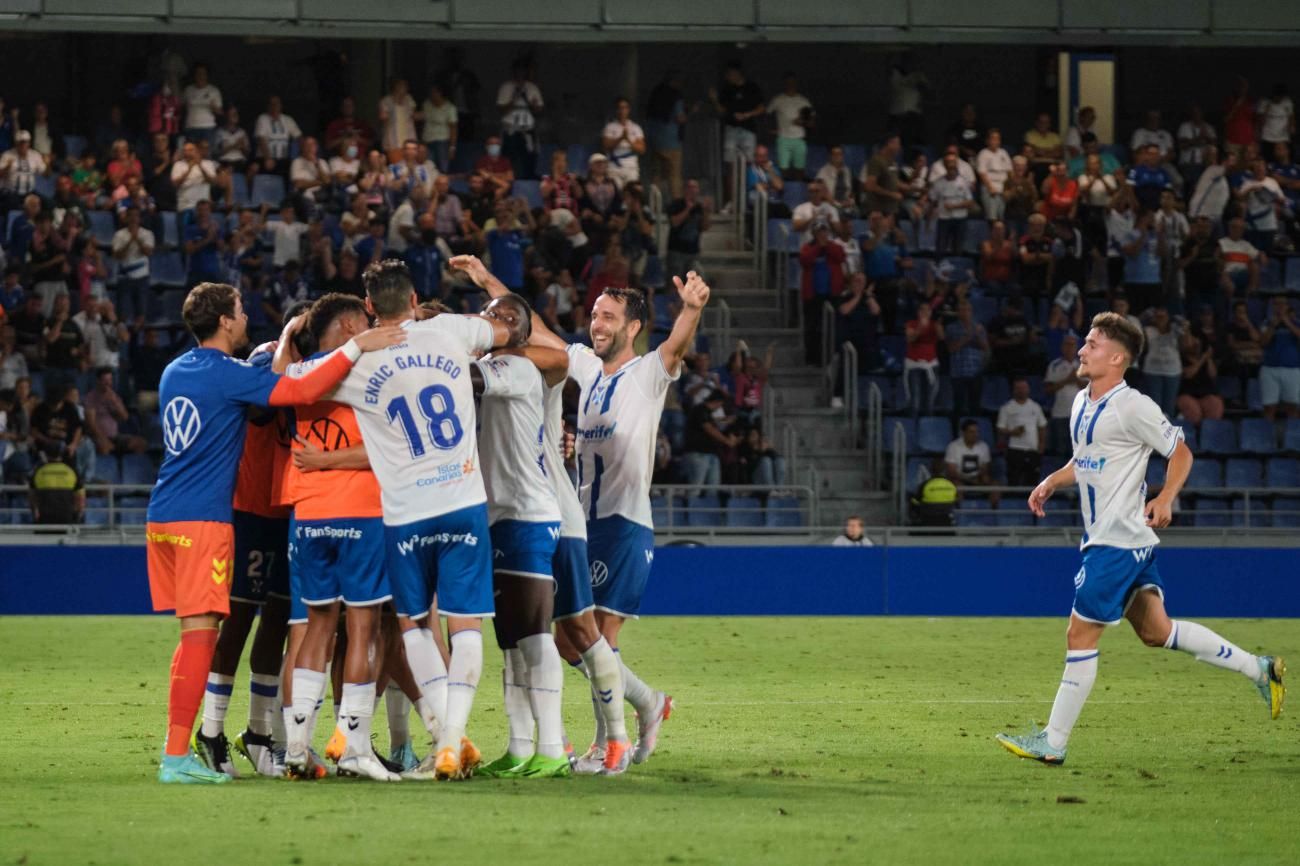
xmin=723 ymin=127 xmax=757 ymax=164
xmin=1260 ymin=365 xmax=1300 ymax=406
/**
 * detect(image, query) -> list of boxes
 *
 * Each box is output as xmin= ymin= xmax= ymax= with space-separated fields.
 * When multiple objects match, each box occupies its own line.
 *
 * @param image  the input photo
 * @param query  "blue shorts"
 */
xmin=286 ymin=514 xmax=307 ymax=624
xmin=1072 ymin=544 xmax=1166 ymax=626
xmin=292 ymin=517 xmax=390 ymax=608
xmin=586 ymin=515 xmax=656 ymax=619
xmin=490 ymin=519 xmax=560 ymax=580
xmin=385 ymin=504 xmax=493 ymax=620
xmin=231 ymin=510 xmax=289 ymax=605
xmin=553 ymin=536 xmax=594 ymax=621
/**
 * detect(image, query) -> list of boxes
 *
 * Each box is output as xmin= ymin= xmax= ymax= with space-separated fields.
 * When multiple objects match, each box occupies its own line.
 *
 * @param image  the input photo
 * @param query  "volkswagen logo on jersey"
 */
xmin=589 ymin=560 xmax=609 ymax=588
xmin=162 ymin=397 xmax=202 ymax=455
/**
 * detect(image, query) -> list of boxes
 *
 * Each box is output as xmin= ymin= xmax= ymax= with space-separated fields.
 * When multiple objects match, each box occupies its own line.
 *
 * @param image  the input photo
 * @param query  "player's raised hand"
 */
xmin=1027 ymin=479 xmax=1054 ymax=517
xmin=673 ymin=270 xmax=711 ymax=310
xmin=1144 ymin=497 xmax=1173 ymax=529
xmin=353 ymin=325 xmax=407 ymax=352
xmin=449 ymin=254 xmax=490 ymax=287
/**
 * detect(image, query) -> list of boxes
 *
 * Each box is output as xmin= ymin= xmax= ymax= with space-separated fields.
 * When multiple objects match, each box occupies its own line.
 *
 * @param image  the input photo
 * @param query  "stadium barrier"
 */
xmin=3 ymin=541 xmax=1297 ymax=618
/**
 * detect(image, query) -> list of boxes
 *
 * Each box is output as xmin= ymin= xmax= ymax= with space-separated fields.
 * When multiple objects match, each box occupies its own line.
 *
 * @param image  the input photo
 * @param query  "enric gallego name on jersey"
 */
xmin=364 ymin=353 xmax=463 ymax=405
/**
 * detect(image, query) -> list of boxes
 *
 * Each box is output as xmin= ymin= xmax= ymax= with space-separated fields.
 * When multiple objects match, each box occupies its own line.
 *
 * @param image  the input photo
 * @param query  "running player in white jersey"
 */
xmin=286 ymin=259 xmax=512 ymax=780
xmin=456 ymin=254 xmax=710 ymax=772
xmin=451 ymin=256 xmax=631 ymax=775
xmin=998 ymin=312 xmax=1286 ymax=765
xmin=466 ymin=295 xmax=575 ymax=778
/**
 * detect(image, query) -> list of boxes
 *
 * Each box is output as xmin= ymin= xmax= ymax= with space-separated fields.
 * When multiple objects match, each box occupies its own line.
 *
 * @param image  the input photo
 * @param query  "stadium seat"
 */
xmin=34 ymin=174 xmax=54 ymax=199
xmin=1225 ymin=458 xmax=1263 ymax=488
xmin=917 ymin=416 xmax=952 ymax=455
xmin=765 ymin=495 xmax=803 ymax=527
xmin=804 ymin=144 xmax=829 ymax=176
xmin=1232 ymin=498 xmax=1270 ymax=528
xmin=1198 ymin=419 xmax=1237 ymax=454
xmin=887 ymin=417 xmax=917 ymax=453
xmin=63 ymin=134 xmax=88 ymax=158
xmin=564 ymin=145 xmax=591 ymax=174
xmin=725 ymin=495 xmax=764 ymax=527
xmin=231 ymin=173 xmax=249 ymax=208
xmin=88 ymin=210 xmax=116 ymax=248
xmin=1215 ymin=376 xmax=1241 ymax=402
xmin=650 ymin=494 xmax=672 ymax=527
xmin=842 ymin=145 xmax=867 ymax=177
xmin=512 ymin=180 xmax=543 ymax=210
xmin=1192 ymin=497 xmax=1231 ymax=527
xmin=962 ymin=219 xmax=989 ymax=255
xmin=955 ymin=497 xmax=996 ymax=527
xmin=161 ymin=211 xmax=179 ymax=249
xmin=904 ymin=456 xmax=929 ymax=491
xmin=1145 ymin=459 xmax=1167 ymax=490
xmin=1259 ymin=258 xmax=1282 ymax=291
xmin=1177 ymin=422 xmax=1199 ymax=452
xmin=768 ymin=218 xmax=799 ymax=253
xmin=1266 ymin=457 xmax=1300 ymax=487
xmin=1185 ymin=458 xmax=1223 ymax=490
xmin=1246 ymin=377 xmax=1263 ymax=412
xmin=979 ymin=377 xmax=1010 ymax=414
xmin=1239 ymin=418 xmax=1277 ymax=454
xmin=994 ymin=499 xmax=1033 ymax=527
xmin=1285 ymin=419 xmax=1300 ymax=453
xmin=972 ymin=297 xmax=998 ymax=324
xmin=99 ymin=456 xmax=123 ymax=485
xmin=783 ymin=181 xmax=808 ymax=208
xmin=250 ymin=174 xmax=286 ymax=209
xmin=151 ymin=251 xmax=186 ymax=288
xmin=865 ymin=376 xmax=897 ymax=410
xmin=121 ymin=453 xmax=156 ymax=486
xmin=685 ymin=495 xmax=724 ymax=527
xmin=1039 ymin=497 xmax=1078 ymax=528
xmin=1273 ymin=497 xmax=1300 ymax=528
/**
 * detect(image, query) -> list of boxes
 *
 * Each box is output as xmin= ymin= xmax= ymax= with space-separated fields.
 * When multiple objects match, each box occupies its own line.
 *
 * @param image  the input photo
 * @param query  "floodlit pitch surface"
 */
xmin=2 ymin=616 xmax=1296 ymax=865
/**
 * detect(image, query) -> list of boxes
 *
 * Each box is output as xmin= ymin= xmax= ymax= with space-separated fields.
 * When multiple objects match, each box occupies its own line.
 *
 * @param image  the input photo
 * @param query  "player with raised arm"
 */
xmin=997 ymin=313 xmax=1286 ymax=765
xmin=456 ymin=254 xmax=710 ymax=773
xmin=147 ymin=282 xmax=403 ymax=784
xmin=466 ymin=295 xmax=574 ymax=778
xmin=452 ymin=254 xmax=632 ymax=775
xmin=284 ymin=260 xmax=511 ymax=780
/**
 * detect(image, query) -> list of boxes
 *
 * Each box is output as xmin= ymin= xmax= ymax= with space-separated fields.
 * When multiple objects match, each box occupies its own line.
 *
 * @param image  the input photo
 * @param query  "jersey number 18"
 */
xmin=387 ymin=385 xmax=464 ymax=458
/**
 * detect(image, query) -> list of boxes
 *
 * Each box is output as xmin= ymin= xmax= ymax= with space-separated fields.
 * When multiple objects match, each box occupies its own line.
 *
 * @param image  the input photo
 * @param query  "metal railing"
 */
xmin=647 ymin=182 xmax=668 ymax=260
xmin=841 ymin=341 xmax=860 ymax=445
xmin=864 ymin=380 xmax=884 ymax=488
xmin=820 ymin=300 xmax=836 ymax=371
xmin=751 ymin=186 xmax=767 ymax=272
xmin=731 ymin=152 xmax=748 ymax=248
xmin=892 ymin=418 xmax=908 ymax=520
xmin=761 ymin=383 xmax=777 ymax=441
xmin=700 ymin=297 xmax=732 ymax=357
xmin=777 ymin=221 xmax=794 ymax=328
xmin=651 ymin=483 xmax=817 ymax=535
xmin=782 ymin=422 xmax=799 ymax=491
xmin=1 ymin=483 xmax=152 ymax=527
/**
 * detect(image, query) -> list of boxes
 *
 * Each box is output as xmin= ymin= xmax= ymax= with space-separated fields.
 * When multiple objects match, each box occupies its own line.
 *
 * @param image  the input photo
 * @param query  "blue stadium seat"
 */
xmin=1039 ymin=497 xmax=1078 ymax=528
xmin=34 ymin=174 xmax=54 ymax=199
xmin=84 ymin=507 xmax=110 ymax=527
xmin=1239 ymin=418 xmax=1277 ymax=454
xmin=783 ymin=181 xmax=808 ymax=208
xmin=842 ymin=145 xmax=867 ymax=177
xmin=1260 ymin=258 xmax=1283 ymax=290
xmin=1246 ymin=376 xmax=1263 ymax=413
xmin=725 ymin=495 xmax=764 ymax=527
xmin=1198 ymin=419 xmax=1237 ymax=454
xmin=904 ymin=456 xmax=930 ymax=491
xmin=995 ymin=499 xmax=1033 ymax=527
xmin=642 ymin=255 xmax=665 ymax=289
xmin=1285 ymin=419 xmax=1300 ymax=453
xmin=565 ymin=145 xmax=591 ymax=174
xmin=768 ymin=218 xmax=799 ymax=253
xmin=1274 ymin=497 xmax=1300 ymax=528
xmin=879 ymin=335 xmax=906 ymax=367
xmin=865 ymin=376 xmax=897 ymax=410
xmin=887 ymin=417 xmax=917 ymax=453
xmin=121 ymin=453 xmax=156 ymax=485
xmin=512 ymin=180 xmax=543 ymax=210
xmin=1232 ymin=498 xmax=1270 ymax=528
xmin=1216 ymin=376 xmax=1241 ymax=402
xmin=161 ymin=211 xmax=179 ymax=248
xmin=1185 ymin=458 xmax=1223 ymax=490
xmin=917 ymin=416 xmax=953 ymax=455
xmin=962 ymin=219 xmax=989 ymax=255
xmin=63 ymin=134 xmax=88 ymax=158
xmin=88 ymin=210 xmax=116 ymax=248
xmin=1285 ymin=257 xmax=1300 ymax=290
xmin=250 ymin=174 xmax=286 ymax=209
xmin=1225 ymin=458 xmax=1264 ymax=488
xmin=1266 ymin=457 xmax=1300 ymax=487
xmin=804 ymin=144 xmax=829 ymax=176
xmin=1145 ymin=459 xmax=1167 ymax=490
xmin=1193 ymin=497 xmax=1231 ymax=527
xmin=971 ymin=296 xmax=999 ymax=324
xmin=100 ymin=456 xmax=123 ymax=485
xmin=979 ymin=377 xmax=1010 ymax=415
xmin=765 ymin=495 xmax=804 ymax=527
xmin=955 ymin=497 xmax=996 ymax=527
xmin=150 ymin=252 xmax=186 ymax=288
xmin=231 ymin=173 xmax=249 ymax=208
xmin=6 ymin=209 xmax=22 ymax=240
xmin=650 ymin=494 xmax=671 ymax=527
xmin=686 ymin=494 xmax=724 ymax=527
xmin=1177 ymin=422 xmax=1199 ymax=452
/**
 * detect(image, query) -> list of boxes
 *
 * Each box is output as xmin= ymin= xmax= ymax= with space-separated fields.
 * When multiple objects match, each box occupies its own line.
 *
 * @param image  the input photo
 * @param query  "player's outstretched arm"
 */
xmin=264 ymin=325 xmax=406 ymax=407
xmin=1028 ymin=461 xmax=1076 ymax=517
xmin=449 ymin=253 xmax=568 ymax=350
xmin=1146 ymin=440 xmax=1192 ymax=528
xmin=658 ymin=271 xmax=710 ymax=376
xmin=497 ymin=344 xmax=570 ymax=387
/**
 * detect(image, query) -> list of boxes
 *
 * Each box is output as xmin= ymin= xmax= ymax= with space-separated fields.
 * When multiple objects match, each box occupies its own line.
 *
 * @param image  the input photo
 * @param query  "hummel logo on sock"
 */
xmin=598 ymin=689 xmax=614 ymax=704
xmin=293 ymin=714 xmax=307 ymax=725
xmin=346 ymin=717 xmax=361 ymax=731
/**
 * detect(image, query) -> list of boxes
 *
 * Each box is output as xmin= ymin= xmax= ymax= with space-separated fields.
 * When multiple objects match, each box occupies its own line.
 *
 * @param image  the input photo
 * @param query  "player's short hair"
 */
xmin=283 ymin=299 xmax=316 ymax=358
xmin=418 ymin=299 xmax=453 ymax=319
xmin=1090 ymin=311 xmax=1144 ymax=363
xmin=363 ymin=259 xmax=415 ymax=319
xmin=182 ymin=282 xmax=239 ymax=342
xmin=308 ymin=293 xmax=369 ymax=345
xmin=599 ymin=286 xmax=648 ymax=332
xmin=496 ymin=293 xmax=533 ymax=341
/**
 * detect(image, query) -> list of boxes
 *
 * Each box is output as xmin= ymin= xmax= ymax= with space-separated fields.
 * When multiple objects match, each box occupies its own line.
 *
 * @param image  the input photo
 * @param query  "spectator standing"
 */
xmin=946 ymin=299 xmax=988 ymax=422
xmin=903 ymin=301 xmax=941 ymax=417
xmin=485 ymin=198 xmax=532 ymax=291
xmin=1223 ymin=76 xmax=1256 ymax=159
xmin=1259 ymin=296 xmax=1300 ymax=420
xmin=430 ymin=175 xmax=466 ymax=251
xmin=27 ymin=213 xmax=69 ymax=317
xmin=666 ymin=178 xmax=711 ymax=282
xmin=731 ymin=343 xmax=774 ymax=429
xmin=976 ymin=129 xmax=1013 ymax=221
xmin=1120 ymin=209 xmax=1165 ymax=315
xmin=862 ymin=210 xmax=911 ymax=334
xmin=1268 ymin=142 xmax=1300 ymax=214
xmin=681 ymin=389 xmax=736 ymax=490
xmin=105 ymin=139 xmax=143 ymax=194
xmin=0 ymin=96 xmax=14 ymax=154
xmin=324 ymin=97 xmax=375 ymax=156
xmin=0 ymin=324 xmax=28 ymax=390
xmin=645 ymin=70 xmax=688 ymax=199
xmin=1178 ymin=105 xmax=1218 ymax=170
xmin=181 ymin=63 xmax=222 ymax=148
xmin=578 ymin=154 xmax=624 ymax=251
xmin=746 ymin=143 xmax=788 ymax=218
xmin=1025 ymin=113 xmax=1063 ymax=184
xmin=1177 ymin=216 xmax=1219 ymax=314
xmin=1039 ymin=161 xmax=1079 ymax=224
xmin=496 ymin=59 xmax=544 ymax=180
xmin=946 ymin=103 xmax=984 ymax=161
xmin=403 ymin=213 xmax=447 ymax=303
xmin=1257 ymin=83 xmax=1295 ymax=150
xmin=420 ymin=84 xmax=458 ymax=172
xmin=1217 ymin=216 xmax=1263 ymax=300
xmin=170 ymin=141 xmax=217 ymax=214
xmin=378 ymin=78 xmax=418 ymax=161
xmin=1076 ymin=154 xmax=1119 ymax=262
xmin=710 ymin=61 xmax=765 ymax=210
xmin=1142 ymin=307 xmax=1184 ymax=417
xmin=212 ymin=106 xmax=250 ymax=177
xmin=1130 ymin=110 xmax=1182 ymax=190
xmin=816 ymin=145 xmax=855 ymax=213
xmin=944 ymin=419 xmax=995 ymax=491
xmin=0 ymin=131 xmax=47 ymax=211
xmin=183 ymin=200 xmax=224 ymax=286
xmin=1127 ymin=144 xmax=1172 ymax=212
xmin=1018 ymin=214 xmax=1054 ymax=318
xmin=929 ymin=153 xmax=975 ymax=255
xmin=978 ymin=219 xmax=1015 ymax=292
xmin=72 ymin=298 xmax=125 ymax=373
xmin=1176 ymin=330 xmax=1224 ymax=426
xmin=270 ymin=202 xmax=308 ymax=268
xmin=989 ymin=296 xmax=1035 ymax=378
xmin=833 ymin=220 xmax=863 ymax=276
xmin=831 ymin=515 xmax=872 ymax=547
xmin=253 ymin=96 xmax=302 ymax=178
xmin=11 ymin=294 xmax=45 ymax=368
xmin=860 ymin=134 xmax=903 ymax=218
xmin=1003 ymin=155 xmax=1039 ymax=237
xmin=1188 ymin=149 xmax=1235 ymax=225
xmin=147 ymin=83 xmax=182 ymax=144
xmin=540 ymin=150 xmax=580 ymax=213
xmin=474 ymin=136 xmax=514 ymax=200
xmin=320 ymin=247 xmax=364 ymax=299
xmin=84 ymin=366 xmax=145 ymax=456
xmin=290 ymin=136 xmax=332 ymax=212
xmin=42 ymin=294 xmax=85 ymax=375
xmin=799 ymin=221 xmax=845 ymax=364
xmin=1225 ymin=300 xmax=1264 ymax=398
xmin=790 ymin=178 xmax=837 ymax=243
xmin=832 ymin=274 xmax=881 ymax=408
xmin=888 ymin=52 xmax=929 ymax=147
xmin=1043 ymin=333 xmax=1084 ymax=455
xmin=997 ymin=378 xmax=1047 ymax=486
xmin=602 ymin=97 xmax=646 ymax=189
xmin=1236 ymin=157 xmax=1286 ymax=251
xmin=390 ymin=139 xmax=438 ymax=205
xmin=767 ymin=74 xmax=813 ymax=178
xmin=145 ymin=133 xmax=176 ymax=212
xmin=1063 ymin=106 xmax=1098 ymax=161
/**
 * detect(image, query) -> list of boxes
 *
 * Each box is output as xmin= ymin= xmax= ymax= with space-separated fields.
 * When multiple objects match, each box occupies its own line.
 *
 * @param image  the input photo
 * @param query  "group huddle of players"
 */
xmin=145 ymin=253 xmax=710 ymax=783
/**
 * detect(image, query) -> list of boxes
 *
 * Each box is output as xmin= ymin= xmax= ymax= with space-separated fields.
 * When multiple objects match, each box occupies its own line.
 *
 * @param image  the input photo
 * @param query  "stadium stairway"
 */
xmin=697 ymin=215 xmax=890 ymax=526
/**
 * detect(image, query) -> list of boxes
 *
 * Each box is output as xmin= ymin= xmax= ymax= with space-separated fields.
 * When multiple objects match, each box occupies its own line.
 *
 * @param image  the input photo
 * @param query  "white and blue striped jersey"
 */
xmin=1069 ymin=381 xmax=1183 ymax=551
xmin=566 ymin=344 xmax=679 ymax=530
xmin=474 ymin=353 xmax=561 ymax=526
xmin=288 ymin=315 xmax=495 ymax=526
xmin=543 ymin=379 xmax=587 ymax=540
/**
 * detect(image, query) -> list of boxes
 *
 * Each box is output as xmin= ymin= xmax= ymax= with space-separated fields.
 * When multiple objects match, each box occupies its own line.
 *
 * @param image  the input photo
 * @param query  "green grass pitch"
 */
xmin=2 ymin=616 xmax=1296 ymax=865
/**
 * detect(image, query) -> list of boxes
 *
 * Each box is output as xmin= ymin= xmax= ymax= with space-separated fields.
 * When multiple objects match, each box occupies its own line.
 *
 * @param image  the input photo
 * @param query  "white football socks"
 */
xmin=503 ymin=648 xmax=535 ymax=758
xmin=438 ymin=630 xmax=483 ymax=752
xmin=248 ymin=673 xmax=279 ymax=737
xmin=339 ymin=681 xmax=375 ymax=757
xmin=519 ymin=633 xmax=565 ymax=760
xmin=569 ymin=657 xmax=607 ymax=746
xmin=287 ymin=668 xmax=327 ymax=752
xmin=615 ymin=648 xmax=658 ymax=719
xmin=384 ymin=683 xmax=411 ymax=750
xmin=1045 ymin=649 xmax=1098 ymax=751
xmin=200 ymin=673 xmax=233 ymax=738
xmin=582 ymin=637 xmax=628 ymax=742
xmin=1166 ymin=621 xmax=1262 ymax=681
xmin=402 ymin=627 xmax=448 ymax=740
